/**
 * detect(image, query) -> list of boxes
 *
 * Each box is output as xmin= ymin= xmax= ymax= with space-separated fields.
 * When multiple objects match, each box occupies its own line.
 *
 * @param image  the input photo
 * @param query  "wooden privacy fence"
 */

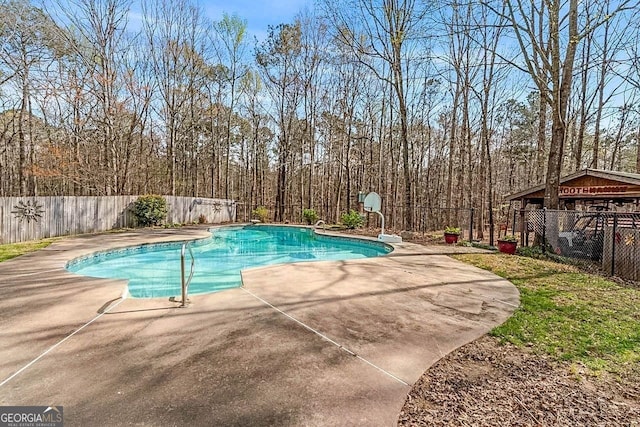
xmin=0 ymin=196 xmax=236 ymax=244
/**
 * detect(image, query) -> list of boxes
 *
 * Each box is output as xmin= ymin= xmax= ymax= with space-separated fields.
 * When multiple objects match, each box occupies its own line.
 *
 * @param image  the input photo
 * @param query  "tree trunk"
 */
xmin=591 ymin=6 xmax=611 ymax=170
xmin=636 ymin=125 xmax=640 ymax=174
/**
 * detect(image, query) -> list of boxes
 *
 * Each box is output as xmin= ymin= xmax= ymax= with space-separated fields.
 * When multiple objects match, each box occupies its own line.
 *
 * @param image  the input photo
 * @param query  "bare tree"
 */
xmin=212 ymin=13 xmax=249 ymax=199
xmin=143 ymin=0 xmax=205 ymax=196
xmin=256 ymin=23 xmax=303 ymax=222
xmin=472 ymin=2 xmax=508 ymax=245
xmin=322 ymin=0 xmax=433 ymax=229
xmin=0 ymin=0 xmax=59 ymax=195
xmin=500 ymin=0 xmax=636 ymax=208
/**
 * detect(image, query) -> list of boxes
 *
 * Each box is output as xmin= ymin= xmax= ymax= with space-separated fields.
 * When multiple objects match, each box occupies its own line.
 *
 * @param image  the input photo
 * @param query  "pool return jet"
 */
xmin=363 ymin=192 xmax=402 ymax=243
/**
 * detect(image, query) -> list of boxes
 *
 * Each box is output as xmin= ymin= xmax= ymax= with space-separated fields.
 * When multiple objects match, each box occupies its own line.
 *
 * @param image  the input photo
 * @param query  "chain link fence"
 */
xmin=236 ymin=203 xmax=307 ymax=224
xmin=516 ymin=209 xmax=640 ymax=282
xmin=236 ymin=203 xmax=475 ymax=238
xmin=413 ymin=206 xmax=475 ymax=240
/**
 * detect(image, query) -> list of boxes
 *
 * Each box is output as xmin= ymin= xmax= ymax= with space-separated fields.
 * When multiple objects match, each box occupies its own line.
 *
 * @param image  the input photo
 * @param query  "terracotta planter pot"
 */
xmin=444 ymin=233 xmax=459 ymax=244
xmin=497 ymin=240 xmax=517 ymax=255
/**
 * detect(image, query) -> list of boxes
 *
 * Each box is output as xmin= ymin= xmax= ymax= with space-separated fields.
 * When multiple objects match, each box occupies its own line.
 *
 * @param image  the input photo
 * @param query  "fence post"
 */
xmin=522 ymin=209 xmax=529 ymax=246
xmin=542 ymin=208 xmax=547 ymax=254
xmin=469 ymin=208 xmax=474 ymax=242
xmin=611 ymin=214 xmax=618 ymax=277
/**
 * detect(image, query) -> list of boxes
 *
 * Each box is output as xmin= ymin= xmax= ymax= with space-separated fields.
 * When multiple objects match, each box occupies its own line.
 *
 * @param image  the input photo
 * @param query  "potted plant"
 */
xmin=444 ymin=226 xmax=461 ymax=244
xmin=497 ymin=235 xmax=518 ymax=254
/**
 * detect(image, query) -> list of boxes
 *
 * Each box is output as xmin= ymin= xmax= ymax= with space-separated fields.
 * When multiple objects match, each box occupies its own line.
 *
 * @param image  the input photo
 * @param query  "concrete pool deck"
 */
xmin=0 ymin=227 xmax=519 ymax=426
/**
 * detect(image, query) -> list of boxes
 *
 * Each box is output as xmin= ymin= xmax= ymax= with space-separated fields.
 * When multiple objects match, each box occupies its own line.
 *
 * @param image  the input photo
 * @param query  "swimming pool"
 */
xmin=66 ymin=225 xmax=393 ymax=298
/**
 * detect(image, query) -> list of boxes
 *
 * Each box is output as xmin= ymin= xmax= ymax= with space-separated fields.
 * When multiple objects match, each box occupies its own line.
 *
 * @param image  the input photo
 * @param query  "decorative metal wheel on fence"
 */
xmin=0 ymin=196 xmax=236 ymax=244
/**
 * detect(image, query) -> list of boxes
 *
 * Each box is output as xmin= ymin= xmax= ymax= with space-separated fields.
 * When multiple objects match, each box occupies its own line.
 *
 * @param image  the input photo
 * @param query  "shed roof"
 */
xmin=505 ymin=168 xmax=640 ymax=201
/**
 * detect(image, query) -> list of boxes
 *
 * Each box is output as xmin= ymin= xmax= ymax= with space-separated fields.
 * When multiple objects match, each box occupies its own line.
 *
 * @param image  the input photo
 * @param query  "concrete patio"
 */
xmin=0 ymin=227 xmax=519 ymax=426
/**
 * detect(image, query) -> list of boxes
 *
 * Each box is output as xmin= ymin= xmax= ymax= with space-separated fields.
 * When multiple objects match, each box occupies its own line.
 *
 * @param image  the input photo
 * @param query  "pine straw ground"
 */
xmin=398 ymin=336 xmax=640 ymax=426
xmin=391 ymin=246 xmax=640 ymax=427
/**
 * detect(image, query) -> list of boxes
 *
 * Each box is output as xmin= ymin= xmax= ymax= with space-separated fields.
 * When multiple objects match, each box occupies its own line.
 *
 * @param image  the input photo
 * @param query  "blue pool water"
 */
xmin=67 ymin=225 xmax=392 ymax=298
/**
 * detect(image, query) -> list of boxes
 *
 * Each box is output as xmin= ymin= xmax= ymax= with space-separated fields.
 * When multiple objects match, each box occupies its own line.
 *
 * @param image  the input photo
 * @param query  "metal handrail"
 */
xmin=180 ymin=242 xmax=195 ymax=307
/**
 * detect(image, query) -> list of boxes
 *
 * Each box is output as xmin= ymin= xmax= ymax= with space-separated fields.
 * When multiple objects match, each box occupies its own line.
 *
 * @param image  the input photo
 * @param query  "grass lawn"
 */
xmin=0 ymin=239 xmax=57 ymax=262
xmin=455 ymin=253 xmax=640 ymax=382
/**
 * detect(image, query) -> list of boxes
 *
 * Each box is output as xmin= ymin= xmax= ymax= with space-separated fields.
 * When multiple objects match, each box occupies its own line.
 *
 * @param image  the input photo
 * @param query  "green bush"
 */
xmin=132 ymin=195 xmax=168 ymax=227
xmin=252 ymin=206 xmax=269 ymax=222
xmin=341 ymin=209 xmax=364 ymax=229
xmin=162 ymin=222 xmax=183 ymax=229
xmin=302 ymin=208 xmax=319 ymax=225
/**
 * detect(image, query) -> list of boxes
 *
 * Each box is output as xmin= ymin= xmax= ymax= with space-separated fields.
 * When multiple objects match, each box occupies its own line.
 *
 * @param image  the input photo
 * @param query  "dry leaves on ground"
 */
xmin=399 ymin=336 xmax=640 ymax=426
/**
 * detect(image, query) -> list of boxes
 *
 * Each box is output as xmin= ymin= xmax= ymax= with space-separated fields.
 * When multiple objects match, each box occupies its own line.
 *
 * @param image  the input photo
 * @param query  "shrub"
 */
xmin=133 ymin=195 xmax=168 ymax=227
xmin=341 ymin=209 xmax=364 ymax=229
xmin=252 ymin=206 xmax=269 ymax=223
xmin=500 ymin=234 xmax=518 ymax=243
xmin=163 ymin=222 xmax=183 ymax=229
xmin=198 ymin=214 xmax=207 ymax=224
xmin=302 ymin=208 xmax=319 ymax=225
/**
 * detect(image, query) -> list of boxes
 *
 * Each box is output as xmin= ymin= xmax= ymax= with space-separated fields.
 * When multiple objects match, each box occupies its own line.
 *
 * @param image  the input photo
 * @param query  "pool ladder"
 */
xmin=180 ymin=242 xmax=195 ymax=307
xmin=314 ymin=220 xmax=326 ymax=231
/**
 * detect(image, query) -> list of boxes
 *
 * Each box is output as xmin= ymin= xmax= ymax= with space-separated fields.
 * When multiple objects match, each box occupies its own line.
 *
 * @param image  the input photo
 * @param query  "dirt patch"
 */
xmin=398 ymin=336 xmax=640 ymax=426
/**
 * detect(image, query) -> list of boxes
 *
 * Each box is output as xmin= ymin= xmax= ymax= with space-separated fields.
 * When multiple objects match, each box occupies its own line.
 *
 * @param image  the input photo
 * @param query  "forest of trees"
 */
xmin=1 ymin=0 xmax=640 ymax=233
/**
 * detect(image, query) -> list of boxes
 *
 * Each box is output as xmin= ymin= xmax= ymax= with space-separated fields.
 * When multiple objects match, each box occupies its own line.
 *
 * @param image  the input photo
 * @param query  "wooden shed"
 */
xmin=505 ymin=168 xmax=640 ymax=209
xmin=505 ymin=169 xmax=640 ymax=282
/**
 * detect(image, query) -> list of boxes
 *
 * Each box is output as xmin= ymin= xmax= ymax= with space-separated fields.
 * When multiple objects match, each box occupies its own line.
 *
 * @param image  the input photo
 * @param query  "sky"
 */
xmin=202 ymin=0 xmax=311 ymax=41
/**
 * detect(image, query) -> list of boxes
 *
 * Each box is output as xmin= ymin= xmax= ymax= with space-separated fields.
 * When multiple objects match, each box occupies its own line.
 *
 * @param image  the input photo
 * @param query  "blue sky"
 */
xmin=203 ymin=0 xmax=311 ymax=40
